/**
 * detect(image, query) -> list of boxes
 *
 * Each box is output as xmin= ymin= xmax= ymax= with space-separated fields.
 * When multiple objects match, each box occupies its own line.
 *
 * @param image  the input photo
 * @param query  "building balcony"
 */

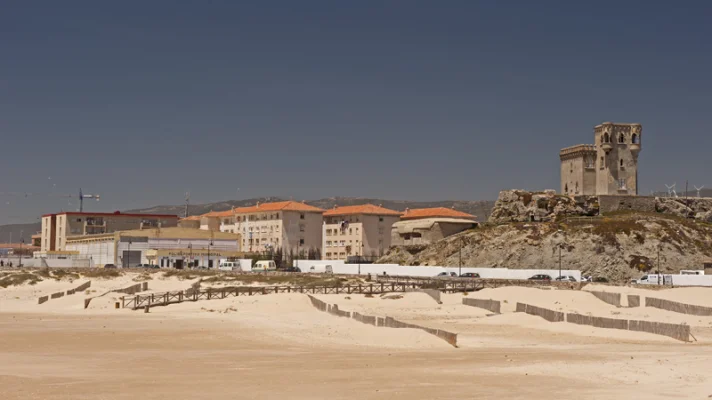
xmin=601 ymin=143 xmax=613 ymax=153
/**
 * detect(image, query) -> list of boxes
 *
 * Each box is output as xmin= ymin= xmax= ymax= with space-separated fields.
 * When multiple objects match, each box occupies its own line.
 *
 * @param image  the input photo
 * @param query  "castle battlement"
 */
xmin=559 ymin=144 xmax=597 ymax=160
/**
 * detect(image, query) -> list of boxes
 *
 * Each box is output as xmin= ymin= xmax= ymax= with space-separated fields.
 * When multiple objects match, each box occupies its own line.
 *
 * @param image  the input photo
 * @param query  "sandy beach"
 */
xmin=1 ymin=269 xmax=711 ymax=399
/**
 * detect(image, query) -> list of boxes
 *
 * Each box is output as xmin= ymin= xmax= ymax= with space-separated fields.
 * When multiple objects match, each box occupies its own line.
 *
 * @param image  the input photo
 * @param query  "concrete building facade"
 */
xmin=41 ymin=211 xmax=179 ymax=252
xmin=64 ymin=227 xmax=242 ymax=268
xmin=202 ymin=201 xmax=325 ymax=256
xmin=322 ymin=204 xmax=401 ymax=261
xmin=560 ymin=122 xmax=642 ymax=196
xmin=392 ymin=207 xmax=477 ymax=246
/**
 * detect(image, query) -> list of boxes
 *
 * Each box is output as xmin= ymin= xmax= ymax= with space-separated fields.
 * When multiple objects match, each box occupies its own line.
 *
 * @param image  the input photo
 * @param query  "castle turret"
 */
xmin=595 ymin=122 xmax=642 ymax=195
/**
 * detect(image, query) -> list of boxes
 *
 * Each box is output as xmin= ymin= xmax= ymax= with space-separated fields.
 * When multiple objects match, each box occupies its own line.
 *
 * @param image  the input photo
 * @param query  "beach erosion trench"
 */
xmin=515 ymin=302 xmax=691 ymax=342
xmin=307 ymin=295 xmax=458 ymax=347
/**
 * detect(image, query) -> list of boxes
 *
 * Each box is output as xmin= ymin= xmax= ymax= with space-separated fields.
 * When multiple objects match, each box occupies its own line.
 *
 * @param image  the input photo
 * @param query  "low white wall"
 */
xmin=671 ymin=275 xmax=712 ymax=287
xmin=295 ymin=260 xmax=581 ymax=280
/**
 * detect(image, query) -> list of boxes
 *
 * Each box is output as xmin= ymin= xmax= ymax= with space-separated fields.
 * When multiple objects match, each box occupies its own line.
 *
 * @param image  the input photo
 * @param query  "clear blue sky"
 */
xmin=1 ymin=0 xmax=711 ymax=224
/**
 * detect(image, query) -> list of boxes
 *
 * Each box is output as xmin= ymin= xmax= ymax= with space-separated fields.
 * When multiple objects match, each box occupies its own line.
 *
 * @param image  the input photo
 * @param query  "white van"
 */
xmin=218 ymin=262 xmax=239 ymax=271
xmin=252 ymin=260 xmax=277 ymax=272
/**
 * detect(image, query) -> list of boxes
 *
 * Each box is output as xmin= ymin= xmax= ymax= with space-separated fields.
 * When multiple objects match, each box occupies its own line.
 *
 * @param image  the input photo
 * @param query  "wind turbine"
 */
xmin=665 ymin=183 xmax=678 ymax=198
xmin=694 ymin=185 xmax=705 ymax=198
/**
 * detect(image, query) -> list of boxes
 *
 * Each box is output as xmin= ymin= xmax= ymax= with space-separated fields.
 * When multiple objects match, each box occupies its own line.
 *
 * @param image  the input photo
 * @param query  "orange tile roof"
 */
xmin=323 ymin=204 xmax=402 ymax=217
xmin=202 ymin=201 xmax=324 ymax=218
xmin=400 ymin=207 xmax=476 ymax=220
xmin=180 ymin=215 xmax=202 ymax=221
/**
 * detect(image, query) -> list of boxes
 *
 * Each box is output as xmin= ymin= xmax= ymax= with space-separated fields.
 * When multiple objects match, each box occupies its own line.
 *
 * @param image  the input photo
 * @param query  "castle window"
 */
xmin=564 ymin=184 xmax=569 ymax=194
xmin=619 ymin=133 xmax=625 ymax=143
xmin=618 ymin=178 xmax=627 ymax=190
xmin=603 ymin=133 xmax=610 ymax=143
xmin=600 ymin=156 xmax=604 ymax=169
xmin=632 ymin=134 xmax=638 ymax=144
xmin=620 ymin=159 xmax=624 ymax=168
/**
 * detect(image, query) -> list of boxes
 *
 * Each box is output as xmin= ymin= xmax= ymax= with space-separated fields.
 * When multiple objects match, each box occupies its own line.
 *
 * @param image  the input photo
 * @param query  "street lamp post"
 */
xmin=127 ymin=239 xmax=132 ymax=268
xmin=208 ymin=239 xmax=213 ymax=269
xmin=556 ymin=229 xmax=564 ymax=279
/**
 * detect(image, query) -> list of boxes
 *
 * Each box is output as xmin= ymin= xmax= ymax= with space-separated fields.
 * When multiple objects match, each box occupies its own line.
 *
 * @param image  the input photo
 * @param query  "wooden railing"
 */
xmin=122 ymin=280 xmax=484 ymax=310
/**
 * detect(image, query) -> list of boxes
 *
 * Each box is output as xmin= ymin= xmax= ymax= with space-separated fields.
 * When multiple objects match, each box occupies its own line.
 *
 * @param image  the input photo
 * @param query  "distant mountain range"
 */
xmin=126 ymin=196 xmax=496 ymax=221
xmin=1 ymin=197 xmax=495 ymax=244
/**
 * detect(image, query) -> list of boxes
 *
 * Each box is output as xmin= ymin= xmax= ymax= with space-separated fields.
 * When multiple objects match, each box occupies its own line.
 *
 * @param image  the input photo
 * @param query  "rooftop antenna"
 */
xmin=78 ymin=188 xmax=100 ymax=212
xmin=184 ymin=192 xmax=190 ymax=218
xmin=694 ymin=185 xmax=704 ymax=198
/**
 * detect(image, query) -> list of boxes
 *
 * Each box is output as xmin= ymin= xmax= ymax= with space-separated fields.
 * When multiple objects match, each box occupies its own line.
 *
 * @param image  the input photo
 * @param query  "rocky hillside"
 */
xmin=378 ymin=211 xmax=712 ymax=283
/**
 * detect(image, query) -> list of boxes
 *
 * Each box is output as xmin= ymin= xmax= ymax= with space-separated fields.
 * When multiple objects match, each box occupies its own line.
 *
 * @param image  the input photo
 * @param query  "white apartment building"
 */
xmin=202 ymin=201 xmax=325 ymax=255
xmin=322 ymin=204 xmax=402 ymax=261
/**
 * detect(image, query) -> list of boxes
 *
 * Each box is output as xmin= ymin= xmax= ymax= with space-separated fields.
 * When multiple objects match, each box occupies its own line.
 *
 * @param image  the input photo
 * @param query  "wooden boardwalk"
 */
xmin=122 ymin=280 xmax=484 ymax=310
xmin=375 ymin=275 xmax=584 ymax=290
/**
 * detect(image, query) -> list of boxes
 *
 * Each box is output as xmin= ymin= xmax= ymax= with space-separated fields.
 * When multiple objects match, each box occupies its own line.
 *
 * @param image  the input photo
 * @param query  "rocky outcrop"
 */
xmin=656 ymin=197 xmax=712 ymax=222
xmin=488 ymin=190 xmax=712 ymax=224
xmin=488 ymin=190 xmax=597 ymax=224
xmin=379 ymin=212 xmax=712 ymax=284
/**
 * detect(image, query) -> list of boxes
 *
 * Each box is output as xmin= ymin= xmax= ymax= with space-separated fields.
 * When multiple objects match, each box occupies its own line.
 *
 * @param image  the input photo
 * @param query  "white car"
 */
xmin=555 ymin=275 xmax=577 ymax=282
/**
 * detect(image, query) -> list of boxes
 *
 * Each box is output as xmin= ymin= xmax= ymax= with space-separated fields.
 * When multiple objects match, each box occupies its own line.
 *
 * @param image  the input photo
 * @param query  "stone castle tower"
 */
xmin=560 ymin=122 xmax=642 ymax=196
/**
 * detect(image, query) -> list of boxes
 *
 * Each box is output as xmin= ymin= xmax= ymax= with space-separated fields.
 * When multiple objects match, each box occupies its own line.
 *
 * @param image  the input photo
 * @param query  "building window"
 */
xmin=326 ymin=241 xmax=332 ymax=247
xmin=632 ymin=134 xmax=639 ymax=144
xmin=299 ymin=224 xmax=305 ymax=232
xmin=603 ymin=133 xmax=610 ymax=143
xmin=378 ymin=216 xmax=384 ymax=222
xmin=349 ymin=228 xmax=352 ymax=235
xmin=620 ymin=159 xmax=625 ymax=168
xmin=299 ymin=238 xmax=305 ymax=245
xmin=618 ymin=178 xmax=627 ymax=190
xmin=300 ymin=213 xmax=305 ymax=220
xmin=619 ymin=133 xmax=625 ymax=143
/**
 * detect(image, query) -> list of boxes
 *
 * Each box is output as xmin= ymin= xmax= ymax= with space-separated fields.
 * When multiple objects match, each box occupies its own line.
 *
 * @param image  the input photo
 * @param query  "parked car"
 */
xmin=528 ymin=274 xmax=552 ymax=281
xmin=580 ymin=275 xmax=593 ymax=282
xmin=218 ymin=262 xmax=240 ymax=271
xmin=280 ymin=267 xmax=301 ymax=273
xmin=460 ymin=272 xmax=480 ymax=278
xmin=104 ymin=264 xmax=117 ymax=269
xmin=592 ymin=277 xmax=609 ymax=283
xmin=252 ymin=260 xmax=278 ymax=272
xmin=436 ymin=272 xmax=458 ymax=277
xmin=555 ymin=275 xmax=577 ymax=282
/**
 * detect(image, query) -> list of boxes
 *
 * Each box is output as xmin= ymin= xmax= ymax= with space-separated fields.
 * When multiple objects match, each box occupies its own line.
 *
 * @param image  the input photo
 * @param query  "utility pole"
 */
xmin=459 ymin=236 xmax=463 ymax=277
xmin=184 ymin=192 xmax=190 ymax=218
xmin=559 ymin=245 xmax=562 ymax=279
